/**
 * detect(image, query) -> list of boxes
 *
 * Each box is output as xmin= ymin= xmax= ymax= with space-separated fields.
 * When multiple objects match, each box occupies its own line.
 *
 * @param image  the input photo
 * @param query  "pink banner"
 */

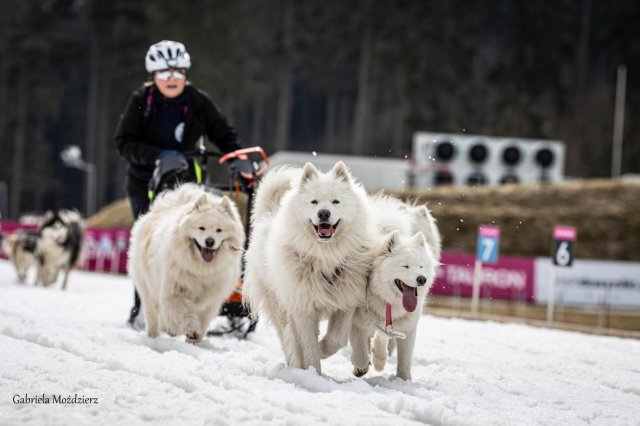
xmin=80 ymin=228 xmax=130 ymax=274
xmin=431 ymin=251 xmax=535 ymax=301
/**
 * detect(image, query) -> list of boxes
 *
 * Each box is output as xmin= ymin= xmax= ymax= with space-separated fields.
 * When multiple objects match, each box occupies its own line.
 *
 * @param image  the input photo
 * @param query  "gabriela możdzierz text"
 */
xmin=13 ymin=394 xmax=98 ymax=405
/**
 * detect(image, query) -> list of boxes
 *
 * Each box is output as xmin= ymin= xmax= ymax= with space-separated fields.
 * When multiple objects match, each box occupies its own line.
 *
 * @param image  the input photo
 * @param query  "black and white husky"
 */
xmin=1 ymin=210 xmax=84 ymax=289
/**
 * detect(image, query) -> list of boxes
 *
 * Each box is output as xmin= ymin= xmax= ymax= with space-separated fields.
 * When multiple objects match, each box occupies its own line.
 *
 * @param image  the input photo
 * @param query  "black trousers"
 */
xmin=128 ymin=195 xmax=150 ymax=324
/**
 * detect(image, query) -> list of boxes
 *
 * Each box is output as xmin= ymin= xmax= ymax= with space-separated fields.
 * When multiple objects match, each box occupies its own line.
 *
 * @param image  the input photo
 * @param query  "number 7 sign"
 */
xmin=477 ymin=225 xmax=500 ymax=264
xmin=471 ymin=225 xmax=501 ymax=316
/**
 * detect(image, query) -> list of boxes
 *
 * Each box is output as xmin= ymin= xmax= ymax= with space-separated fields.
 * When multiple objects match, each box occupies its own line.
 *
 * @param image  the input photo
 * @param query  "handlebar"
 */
xmin=180 ymin=146 xmax=270 ymax=186
xmin=180 ymin=148 xmax=222 ymax=160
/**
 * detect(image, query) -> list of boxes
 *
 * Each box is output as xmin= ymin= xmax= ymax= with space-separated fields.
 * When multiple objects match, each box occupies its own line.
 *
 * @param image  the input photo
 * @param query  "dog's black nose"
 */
xmin=417 ymin=275 xmax=427 ymax=286
xmin=205 ymin=237 xmax=215 ymax=248
xmin=318 ymin=209 xmax=331 ymax=222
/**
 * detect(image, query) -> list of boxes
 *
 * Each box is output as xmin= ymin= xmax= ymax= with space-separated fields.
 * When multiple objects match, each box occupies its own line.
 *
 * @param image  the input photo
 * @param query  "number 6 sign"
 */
xmin=547 ymin=225 xmax=577 ymax=323
xmin=553 ymin=226 xmax=576 ymax=267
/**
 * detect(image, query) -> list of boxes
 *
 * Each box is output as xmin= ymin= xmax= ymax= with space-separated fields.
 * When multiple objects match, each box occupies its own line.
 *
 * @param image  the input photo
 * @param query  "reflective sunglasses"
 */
xmin=155 ymin=69 xmax=187 ymax=81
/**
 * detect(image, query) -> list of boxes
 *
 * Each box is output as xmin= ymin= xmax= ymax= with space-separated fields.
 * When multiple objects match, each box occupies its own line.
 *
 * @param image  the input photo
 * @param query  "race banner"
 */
xmin=431 ymin=251 xmax=535 ymax=301
xmin=535 ymin=258 xmax=640 ymax=309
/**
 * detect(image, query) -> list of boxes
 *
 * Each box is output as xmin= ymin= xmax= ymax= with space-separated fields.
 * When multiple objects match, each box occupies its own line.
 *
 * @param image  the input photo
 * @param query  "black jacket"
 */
xmin=114 ymin=84 xmax=241 ymax=198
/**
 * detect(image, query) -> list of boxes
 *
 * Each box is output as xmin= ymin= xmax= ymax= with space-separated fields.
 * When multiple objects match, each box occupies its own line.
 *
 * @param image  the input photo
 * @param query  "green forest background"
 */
xmin=0 ymin=0 xmax=639 ymax=217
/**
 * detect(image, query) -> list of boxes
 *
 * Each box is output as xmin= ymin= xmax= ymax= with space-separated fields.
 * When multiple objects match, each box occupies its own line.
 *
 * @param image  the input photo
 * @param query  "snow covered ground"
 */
xmin=1 ymin=259 xmax=639 ymax=426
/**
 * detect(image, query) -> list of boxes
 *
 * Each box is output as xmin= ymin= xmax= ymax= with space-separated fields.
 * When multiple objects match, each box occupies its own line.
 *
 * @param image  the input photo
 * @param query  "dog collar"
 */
xmin=365 ymin=283 xmax=406 ymax=340
xmin=381 ymin=303 xmax=406 ymax=340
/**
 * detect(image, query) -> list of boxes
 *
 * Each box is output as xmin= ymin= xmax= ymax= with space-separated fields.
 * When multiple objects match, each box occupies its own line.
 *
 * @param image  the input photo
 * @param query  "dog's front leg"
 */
xmin=371 ymin=330 xmax=389 ymax=372
xmin=41 ymin=266 xmax=58 ymax=287
xmin=395 ymin=327 xmax=417 ymax=381
xmin=161 ymin=287 xmax=201 ymax=344
xmin=283 ymin=319 xmax=303 ymax=368
xmin=16 ymin=264 xmax=27 ymax=284
xmin=320 ymin=309 xmax=354 ymax=359
xmin=262 ymin=289 xmax=295 ymax=367
xmin=143 ymin=300 xmax=160 ymax=338
xmin=350 ymin=323 xmax=371 ymax=377
xmin=294 ymin=311 xmax=321 ymax=374
xmin=61 ymin=265 xmax=71 ymax=290
xmin=35 ymin=263 xmax=43 ymax=286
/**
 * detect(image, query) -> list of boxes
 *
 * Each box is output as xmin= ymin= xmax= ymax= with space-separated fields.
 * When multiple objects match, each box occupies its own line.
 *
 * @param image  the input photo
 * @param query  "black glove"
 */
xmin=227 ymin=158 xmax=254 ymax=183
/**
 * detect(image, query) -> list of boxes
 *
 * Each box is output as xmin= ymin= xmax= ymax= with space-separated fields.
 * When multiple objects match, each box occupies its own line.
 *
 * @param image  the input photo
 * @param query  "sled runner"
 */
xmin=139 ymin=145 xmax=268 ymax=338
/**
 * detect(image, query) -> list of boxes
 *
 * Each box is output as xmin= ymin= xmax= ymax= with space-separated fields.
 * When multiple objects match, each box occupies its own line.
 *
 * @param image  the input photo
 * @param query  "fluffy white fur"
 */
xmin=128 ymin=183 xmax=244 ymax=344
xmin=243 ymin=162 xmax=374 ymax=373
xmin=321 ymin=194 xmax=441 ymax=381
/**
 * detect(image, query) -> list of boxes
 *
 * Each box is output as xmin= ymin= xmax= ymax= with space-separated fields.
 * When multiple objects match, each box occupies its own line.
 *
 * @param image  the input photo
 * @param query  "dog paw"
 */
xmin=372 ymin=357 xmax=386 ymax=372
xmin=395 ymin=371 xmax=411 ymax=381
xmin=185 ymin=329 xmax=202 ymax=344
xmin=319 ymin=339 xmax=338 ymax=359
xmin=352 ymin=366 xmax=369 ymax=377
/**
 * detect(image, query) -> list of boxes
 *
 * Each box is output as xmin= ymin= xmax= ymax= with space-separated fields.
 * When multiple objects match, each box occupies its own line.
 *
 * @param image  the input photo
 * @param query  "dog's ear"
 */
xmin=413 ymin=205 xmax=428 ymax=218
xmin=412 ymin=231 xmax=426 ymax=246
xmin=382 ymin=230 xmax=399 ymax=254
xmin=40 ymin=210 xmax=55 ymax=229
xmin=331 ymin=161 xmax=351 ymax=184
xmin=191 ymin=193 xmax=209 ymax=211
xmin=300 ymin=162 xmax=319 ymax=185
xmin=220 ymin=195 xmax=237 ymax=217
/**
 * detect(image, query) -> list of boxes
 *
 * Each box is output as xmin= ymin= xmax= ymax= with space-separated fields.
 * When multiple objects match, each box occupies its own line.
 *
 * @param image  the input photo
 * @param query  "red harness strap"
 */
xmin=386 ymin=303 xmax=393 ymax=327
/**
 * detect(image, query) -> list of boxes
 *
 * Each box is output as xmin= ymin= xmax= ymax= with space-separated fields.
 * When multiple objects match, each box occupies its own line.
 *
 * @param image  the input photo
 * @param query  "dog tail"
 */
xmin=251 ymin=166 xmax=297 ymax=223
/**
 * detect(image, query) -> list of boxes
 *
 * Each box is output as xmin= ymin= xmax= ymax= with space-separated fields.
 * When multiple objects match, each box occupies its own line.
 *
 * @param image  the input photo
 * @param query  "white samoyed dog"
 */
xmin=243 ymin=162 xmax=374 ymax=373
xmin=321 ymin=194 xmax=441 ymax=380
xmin=128 ymin=183 xmax=245 ymax=344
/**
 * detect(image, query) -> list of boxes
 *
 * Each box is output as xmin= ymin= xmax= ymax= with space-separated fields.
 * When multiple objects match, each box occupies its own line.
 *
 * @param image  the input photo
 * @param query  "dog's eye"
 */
xmin=216 ymin=228 xmax=222 ymax=233
xmin=198 ymin=227 xmax=205 ymax=231
xmin=403 ymin=265 xmax=410 ymax=269
xmin=310 ymin=200 xmax=318 ymax=205
xmin=332 ymin=200 xmax=340 ymax=204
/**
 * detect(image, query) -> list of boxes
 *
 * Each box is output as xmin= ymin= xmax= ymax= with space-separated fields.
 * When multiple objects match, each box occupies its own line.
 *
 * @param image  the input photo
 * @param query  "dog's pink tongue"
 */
xmin=319 ymin=227 xmax=335 ymax=237
xmin=402 ymin=283 xmax=418 ymax=312
xmin=201 ymin=248 xmax=214 ymax=262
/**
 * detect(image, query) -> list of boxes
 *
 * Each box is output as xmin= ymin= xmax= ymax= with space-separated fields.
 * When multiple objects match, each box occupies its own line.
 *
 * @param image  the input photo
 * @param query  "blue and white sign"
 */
xmin=477 ymin=225 xmax=500 ymax=264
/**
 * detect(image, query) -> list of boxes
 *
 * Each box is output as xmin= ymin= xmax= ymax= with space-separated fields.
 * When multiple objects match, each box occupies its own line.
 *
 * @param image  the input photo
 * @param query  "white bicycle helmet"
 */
xmin=145 ymin=40 xmax=191 ymax=73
